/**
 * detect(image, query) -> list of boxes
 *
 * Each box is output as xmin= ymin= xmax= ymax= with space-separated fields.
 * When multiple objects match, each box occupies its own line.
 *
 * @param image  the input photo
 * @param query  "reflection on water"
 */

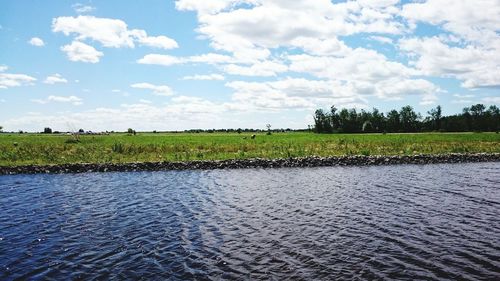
xmin=1 ymin=163 xmax=499 ymax=280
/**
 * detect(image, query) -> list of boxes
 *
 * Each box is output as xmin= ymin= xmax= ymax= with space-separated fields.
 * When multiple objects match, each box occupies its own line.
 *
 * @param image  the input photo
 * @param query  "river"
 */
xmin=1 ymin=163 xmax=499 ymax=280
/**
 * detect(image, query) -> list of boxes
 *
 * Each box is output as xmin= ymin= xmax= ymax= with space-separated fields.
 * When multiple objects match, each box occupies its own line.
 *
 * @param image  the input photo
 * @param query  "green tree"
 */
xmin=427 ymin=105 xmax=442 ymax=131
xmin=386 ymin=110 xmax=400 ymax=132
xmin=313 ymin=109 xmax=332 ymax=133
xmin=371 ymin=108 xmax=385 ymax=132
xmin=400 ymin=106 xmax=420 ymax=132
xmin=330 ymin=106 xmax=340 ymax=131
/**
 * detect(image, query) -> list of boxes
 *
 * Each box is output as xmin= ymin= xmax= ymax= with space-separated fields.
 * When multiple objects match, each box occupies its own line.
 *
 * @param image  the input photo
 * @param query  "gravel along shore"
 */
xmin=1 ymin=153 xmax=499 ymax=175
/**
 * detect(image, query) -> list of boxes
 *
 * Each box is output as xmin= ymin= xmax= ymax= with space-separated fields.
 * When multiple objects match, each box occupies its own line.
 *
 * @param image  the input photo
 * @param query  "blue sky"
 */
xmin=0 ymin=0 xmax=499 ymax=131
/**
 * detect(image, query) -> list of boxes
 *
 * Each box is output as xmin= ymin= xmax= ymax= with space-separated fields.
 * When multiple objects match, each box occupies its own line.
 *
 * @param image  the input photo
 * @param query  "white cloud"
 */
xmin=290 ymin=37 xmax=351 ymax=56
xmin=369 ymin=35 xmax=393 ymax=44
xmin=72 ymin=3 xmax=96 ymax=14
xmin=137 ymin=53 xmax=234 ymax=66
xmin=28 ymin=37 xmax=45 ymax=47
xmin=222 ymin=60 xmax=287 ymax=77
xmin=2 ymin=97 xmax=234 ymax=131
xmin=175 ymin=0 xmax=405 ymax=60
xmin=61 ymin=41 xmax=103 ymax=63
xmin=182 ymin=74 xmax=225 ymax=80
xmin=52 ymin=16 xmax=178 ymax=49
xmin=137 ymin=54 xmax=183 ymax=66
xmin=482 ymin=96 xmax=500 ymax=104
xmin=226 ymin=78 xmax=367 ymax=111
xmin=44 ymin=73 xmax=68 ymax=84
xmin=129 ymin=30 xmax=179 ymax=49
xmin=401 ymin=0 xmax=500 ymax=45
xmin=138 ymin=52 xmax=286 ymax=77
xmin=130 ymin=82 xmax=174 ymax=96
xmin=400 ymin=0 xmax=500 ymax=89
xmin=399 ymin=36 xmax=500 ymax=88
xmin=0 ymin=70 xmax=37 ymax=89
xmin=287 ymin=48 xmax=415 ymax=85
xmin=175 ymin=0 xmax=248 ymax=14
xmin=0 ymin=65 xmax=7 ymax=72
xmin=452 ymin=94 xmax=475 ymax=104
xmin=31 ymin=95 xmax=83 ymax=105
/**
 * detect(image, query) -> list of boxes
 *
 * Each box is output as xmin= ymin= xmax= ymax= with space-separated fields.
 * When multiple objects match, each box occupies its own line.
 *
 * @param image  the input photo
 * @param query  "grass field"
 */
xmin=0 ymin=132 xmax=499 ymax=166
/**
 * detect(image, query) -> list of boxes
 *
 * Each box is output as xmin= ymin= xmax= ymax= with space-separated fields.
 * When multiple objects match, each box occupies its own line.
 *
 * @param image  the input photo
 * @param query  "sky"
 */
xmin=0 ymin=0 xmax=499 ymax=132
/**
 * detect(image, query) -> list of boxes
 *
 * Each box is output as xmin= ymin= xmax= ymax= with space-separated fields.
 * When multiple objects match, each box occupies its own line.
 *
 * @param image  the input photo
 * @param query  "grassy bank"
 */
xmin=0 ymin=132 xmax=499 ymax=166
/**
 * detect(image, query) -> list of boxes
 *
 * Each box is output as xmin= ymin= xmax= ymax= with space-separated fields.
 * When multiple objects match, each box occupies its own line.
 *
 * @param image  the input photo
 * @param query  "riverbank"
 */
xmin=1 ymin=132 xmax=500 ymax=166
xmin=1 ymin=153 xmax=499 ymax=175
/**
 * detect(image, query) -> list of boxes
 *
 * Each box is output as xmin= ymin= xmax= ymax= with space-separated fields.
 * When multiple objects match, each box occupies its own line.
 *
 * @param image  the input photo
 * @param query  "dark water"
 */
xmin=1 ymin=163 xmax=499 ymax=280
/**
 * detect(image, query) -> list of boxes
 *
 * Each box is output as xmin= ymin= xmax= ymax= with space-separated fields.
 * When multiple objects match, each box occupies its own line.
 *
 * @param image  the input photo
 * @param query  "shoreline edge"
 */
xmin=1 ymin=153 xmax=499 ymax=175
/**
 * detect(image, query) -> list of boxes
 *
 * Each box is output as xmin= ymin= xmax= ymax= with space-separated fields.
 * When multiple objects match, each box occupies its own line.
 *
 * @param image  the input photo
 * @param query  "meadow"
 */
xmin=0 ymin=132 xmax=499 ymax=166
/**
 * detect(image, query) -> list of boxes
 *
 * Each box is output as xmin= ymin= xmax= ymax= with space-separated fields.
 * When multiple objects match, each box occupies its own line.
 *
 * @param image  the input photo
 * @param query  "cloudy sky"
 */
xmin=1 ymin=0 xmax=499 ymax=131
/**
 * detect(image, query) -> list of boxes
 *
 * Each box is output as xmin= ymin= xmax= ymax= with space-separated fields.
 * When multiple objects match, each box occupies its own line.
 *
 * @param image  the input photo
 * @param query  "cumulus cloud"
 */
xmin=175 ymin=0 xmax=405 ymax=60
xmin=222 ymin=60 xmax=287 ymax=77
xmin=0 ymin=67 xmax=36 ymax=89
xmin=181 ymin=74 xmax=225 ymax=80
xmin=2 ymin=99 xmax=231 ymax=132
xmin=399 ymin=36 xmax=500 ymax=88
xmin=137 ymin=53 xmax=234 ymax=66
xmin=400 ymin=0 xmax=500 ymax=89
xmin=28 ymin=37 xmax=45 ymax=47
xmin=130 ymin=83 xmax=174 ymax=96
xmin=52 ymin=15 xmax=178 ymax=49
xmin=368 ymin=36 xmax=393 ymax=44
xmin=137 ymin=54 xmax=183 ymax=66
xmin=72 ymin=3 xmax=96 ymax=14
xmin=31 ymin=95 xmax=83 ymax=105
xmin=61 ymin=41 xmax=103 ymax=63
xmin=226 ymin=78 xmax=368 ymax=111
xmin=44 ymin=73 xmax=68 ymax=84
xmin=401 ymin=0 xmax=500 ymax=45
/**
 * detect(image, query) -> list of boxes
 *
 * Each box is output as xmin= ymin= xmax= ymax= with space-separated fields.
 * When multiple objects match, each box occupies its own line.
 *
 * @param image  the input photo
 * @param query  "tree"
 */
xmin=0 ymin=125 xmax=3 ymax=132
xmin=127 ymin=128 xmax=134 ymax=134
xmin=427 ymin=105 xmax=442 ymax=131
xmin=469 ymin=104 xmax=487 ymax=131
xmin=330 ymin=106 xmax=340 ymax=131
xmin=386 ymin=110 xmax=400 ymax=132
xmin=43 ymin=127 xmax=52 ymax=134
xmin=399 ymin=106 xmax=419 ymax=132
xmin=371 ymin=108 xmax=385 ymax=132
xmin=266 ymin=124 xmax=272 ymax=135
xmin=487 ymin=105 xmax=500 ymax=131
xmin=313 ymin=109 xmax=332 ymax=133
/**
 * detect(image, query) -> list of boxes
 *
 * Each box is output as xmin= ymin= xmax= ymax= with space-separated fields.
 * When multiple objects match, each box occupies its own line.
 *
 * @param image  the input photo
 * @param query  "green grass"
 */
xmin=0 ymin=132 xmax=499 ymax=166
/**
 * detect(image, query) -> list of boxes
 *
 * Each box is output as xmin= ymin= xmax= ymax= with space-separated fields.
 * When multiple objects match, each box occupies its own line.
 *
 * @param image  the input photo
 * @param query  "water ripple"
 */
xmin=1 ymin=162 xmax=499 ymax=280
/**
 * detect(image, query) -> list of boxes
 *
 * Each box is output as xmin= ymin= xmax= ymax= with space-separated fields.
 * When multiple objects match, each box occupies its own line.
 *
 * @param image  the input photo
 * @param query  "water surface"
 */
xmin=1 ymin=163 xmax=499 ymax=280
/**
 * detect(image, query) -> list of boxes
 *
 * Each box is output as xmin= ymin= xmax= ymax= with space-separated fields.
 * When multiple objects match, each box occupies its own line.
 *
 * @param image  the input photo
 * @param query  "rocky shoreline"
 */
xmin=1 ymin=153 xmax=499 ymax=175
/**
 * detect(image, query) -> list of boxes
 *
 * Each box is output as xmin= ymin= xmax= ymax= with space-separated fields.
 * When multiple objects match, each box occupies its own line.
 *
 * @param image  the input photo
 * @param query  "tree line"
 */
xmin=313 ymin=104 xmax=500 ymax=133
